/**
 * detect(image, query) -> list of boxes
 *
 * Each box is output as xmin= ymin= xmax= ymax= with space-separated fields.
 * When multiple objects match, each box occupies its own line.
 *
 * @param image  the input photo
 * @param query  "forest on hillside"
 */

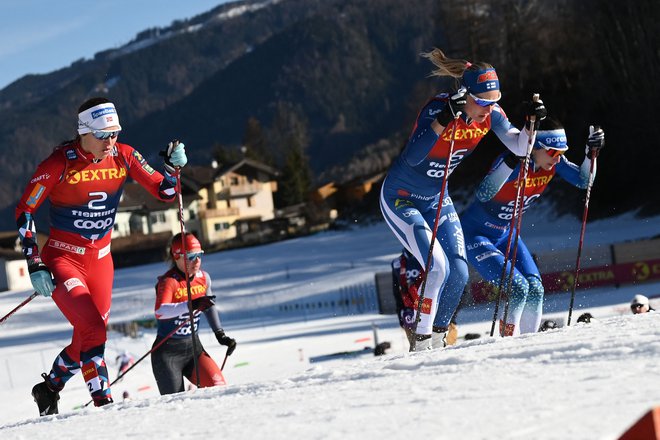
xmin=0 ymin=0 xmax=657 ymax=228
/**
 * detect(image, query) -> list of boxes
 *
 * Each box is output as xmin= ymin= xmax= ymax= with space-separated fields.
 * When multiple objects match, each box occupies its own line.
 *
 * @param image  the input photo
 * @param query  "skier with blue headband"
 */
xmin=461 ymin=118 xmax=605 ymax=336
xmin=380 ymin=48 xmax=547 ymax=350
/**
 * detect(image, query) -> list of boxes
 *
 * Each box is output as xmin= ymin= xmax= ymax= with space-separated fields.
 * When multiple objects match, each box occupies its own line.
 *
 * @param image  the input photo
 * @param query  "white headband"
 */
xmin=77 ymin=103 xmax=122 ymax=135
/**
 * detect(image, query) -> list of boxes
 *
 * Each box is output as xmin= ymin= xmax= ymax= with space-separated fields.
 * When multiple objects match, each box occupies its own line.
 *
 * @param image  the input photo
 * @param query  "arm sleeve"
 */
xmin=555 ymin=154 xmax=596 ymax=189
xmin=475 ymin=156 xmax=518 ymax=202
xmin=401 ymin=101 xmax=443 ymax=166
xmin=202 ymin=271 xmax=223 ymax=332
xmin=154 ymin=277 xmax=190 ymax=320
xmin=123 ymin=146 xmax=177 ymax=202
xmin=15 ymin=152 xmax=66 ymax=260
xmin=490 ymin=106 xmax=535 ymax=157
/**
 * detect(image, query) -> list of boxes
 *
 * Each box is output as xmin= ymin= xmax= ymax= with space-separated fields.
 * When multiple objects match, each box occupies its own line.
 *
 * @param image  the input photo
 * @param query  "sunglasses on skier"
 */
xmin=538 ymin=143 xmax=565 ymax=159
xmin=186 ymin=251 xmax=204 ymax=261
xmin=91 ymin=130 xmax=120 ymax=140
xmin=631 ymin=303 xmax=645 ymax=312
xmin=469 ymin=92 xmax=501 ymax=107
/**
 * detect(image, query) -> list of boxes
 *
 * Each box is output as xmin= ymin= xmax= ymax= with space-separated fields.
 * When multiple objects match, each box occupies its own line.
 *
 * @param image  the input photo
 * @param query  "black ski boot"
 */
xmin=31 ymin=373 xmax=60 ymax=416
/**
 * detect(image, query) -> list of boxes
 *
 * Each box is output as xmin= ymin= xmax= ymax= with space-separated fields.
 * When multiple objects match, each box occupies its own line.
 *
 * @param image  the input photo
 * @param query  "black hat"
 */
xmin=539 ymin=320 xmax=558 ymax=331
xmin=577 ymin=312 xmax=594 ymax=324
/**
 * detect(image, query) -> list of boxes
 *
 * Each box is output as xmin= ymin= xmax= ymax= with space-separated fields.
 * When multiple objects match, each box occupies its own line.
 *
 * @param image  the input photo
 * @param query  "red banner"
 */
xmin=470 ymin=258 xmax=660 ymax=303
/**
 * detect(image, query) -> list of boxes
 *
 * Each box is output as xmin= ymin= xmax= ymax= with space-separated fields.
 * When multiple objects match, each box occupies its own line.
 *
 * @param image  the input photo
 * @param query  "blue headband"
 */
xmin=534 ymin=129 xmax=568 ymax=151
xmin=461 ymin=68 xmax=500 ymax=94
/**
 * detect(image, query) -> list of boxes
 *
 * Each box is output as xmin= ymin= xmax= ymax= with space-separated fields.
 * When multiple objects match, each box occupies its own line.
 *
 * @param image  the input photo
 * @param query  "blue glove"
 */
xmin=161 ymin=140 xmax=187 ymax=174
xmin=28 ymin=260 xmax=55 ymax=297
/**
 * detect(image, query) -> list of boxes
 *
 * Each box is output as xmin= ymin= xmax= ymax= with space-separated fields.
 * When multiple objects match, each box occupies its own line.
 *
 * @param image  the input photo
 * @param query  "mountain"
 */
xmin=0 ymin=0 xmax=659 ymax=230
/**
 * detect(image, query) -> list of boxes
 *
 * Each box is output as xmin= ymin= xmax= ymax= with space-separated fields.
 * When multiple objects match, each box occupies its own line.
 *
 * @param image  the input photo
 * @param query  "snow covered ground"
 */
xmin=0 ymin=213 xmax=659 ymax=439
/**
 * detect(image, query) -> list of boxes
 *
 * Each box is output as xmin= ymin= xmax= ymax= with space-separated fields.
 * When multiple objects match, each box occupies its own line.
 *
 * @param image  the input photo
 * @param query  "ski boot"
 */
xmin=410 ymin=334 xmax=432 ymax=352
xmin=432 ymin=326 xmax=448 ymax=348
xmin=31 ymin=373 xmax=60 ymax=416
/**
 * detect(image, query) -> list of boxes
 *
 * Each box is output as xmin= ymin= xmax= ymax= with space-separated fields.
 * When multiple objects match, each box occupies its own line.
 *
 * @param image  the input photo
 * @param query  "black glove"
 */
xmin=524 ymin=95 xmax=547 ymax=130
xmin=215 ymin=329 xmax=237 ymax=356
xmin=503 ymin=153 xmax=524 ymax=169
xmin=436 ymin=87 xmax=467 ymax=127
xmin=191 ymin=295 xmax=216 ymax=312
xmin=585 ymin=125 xmax=605 ymax=158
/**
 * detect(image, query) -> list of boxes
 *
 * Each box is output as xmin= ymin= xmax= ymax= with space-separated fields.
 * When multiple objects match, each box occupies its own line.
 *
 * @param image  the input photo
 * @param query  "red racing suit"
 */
xmin=15 ymin=140 xmax=176 ymax=399
xmin=152 ymin=268 xmax=225 ymax=394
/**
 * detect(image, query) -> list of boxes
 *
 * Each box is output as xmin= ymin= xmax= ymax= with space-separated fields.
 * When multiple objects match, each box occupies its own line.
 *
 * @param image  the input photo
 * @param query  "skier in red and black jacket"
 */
xmin=17 ymin=97 xmax=187 ymax=415
xmin=151 ymin=233 xmax=236 ymax=395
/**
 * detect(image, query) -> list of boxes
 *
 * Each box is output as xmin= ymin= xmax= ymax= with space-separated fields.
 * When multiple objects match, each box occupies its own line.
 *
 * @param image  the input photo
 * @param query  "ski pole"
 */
xmin=489 ymin=163 xmax=526 ymax=336
xmin=567 ymin=144 xmax=599 ymax=325
xmin=0 ymin=292 xmax=39 ymax=325
xmin=410 ymin=112 xmax=461 ymax=351
xmin=220 ymin=352 xmax=229 ymax=371
xmin=174 ymin=162 xmax=201 ymax=387
xmin=490 ymin=94 xmax=539 ymax=336
xmin=82 ymin=316 xmax=191 ymax=407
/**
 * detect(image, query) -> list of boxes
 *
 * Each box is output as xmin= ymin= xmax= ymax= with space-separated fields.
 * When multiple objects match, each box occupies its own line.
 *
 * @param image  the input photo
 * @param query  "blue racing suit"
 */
xmin=380 ymin=94 xmax=533 ymax=334
xmin=462 ymin=151 xmax=594 ymax=335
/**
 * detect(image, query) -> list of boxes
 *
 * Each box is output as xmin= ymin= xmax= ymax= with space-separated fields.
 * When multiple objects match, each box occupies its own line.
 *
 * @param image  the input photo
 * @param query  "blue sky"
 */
xmin=0 ymin=0 xmax=231 ymax=89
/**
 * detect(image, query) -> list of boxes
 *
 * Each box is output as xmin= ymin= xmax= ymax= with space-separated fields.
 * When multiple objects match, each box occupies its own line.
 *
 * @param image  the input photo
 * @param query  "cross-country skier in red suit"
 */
xmin=16 ymin=97 xmax=188 ymax=415
xmin=151 ymin=233 xmax=236 ymax=395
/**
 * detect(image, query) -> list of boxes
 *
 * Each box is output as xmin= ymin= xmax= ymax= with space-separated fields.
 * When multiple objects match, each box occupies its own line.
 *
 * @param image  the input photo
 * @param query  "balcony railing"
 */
xmin=199 ymin=207 xmax=240 ymax=219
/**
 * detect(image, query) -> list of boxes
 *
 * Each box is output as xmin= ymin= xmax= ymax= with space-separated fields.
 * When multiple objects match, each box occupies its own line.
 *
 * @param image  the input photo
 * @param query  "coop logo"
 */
xmin=74 ymin=218 xmax=114 ymax=230
xmin=426 ymin=149 xmax=468 ymax=178
xmin=406 ymin=269 xmax=421 ymax=280
xmin=66 ymin=167 xmax=127 ymax=184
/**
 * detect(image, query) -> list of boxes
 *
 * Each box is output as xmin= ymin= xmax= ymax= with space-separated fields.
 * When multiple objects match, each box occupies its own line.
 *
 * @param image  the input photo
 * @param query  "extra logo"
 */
xmin=174 ymin=285 xmax=207 ymax=300
xmin=441 ymin=128 xmax=489 ymax=141
xmin=66 ymin=167 xmax=127 ymax=184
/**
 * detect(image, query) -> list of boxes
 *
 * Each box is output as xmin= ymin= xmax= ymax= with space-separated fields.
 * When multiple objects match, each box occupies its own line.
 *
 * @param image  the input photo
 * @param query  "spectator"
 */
xmin=630 ymin=294 xmax=655 ymax=314
xmin=116 ymin=351 xmax=135 ymax=377
xmin=539 ymin=320 xmax=558 ymax=332
xmin=576 ymin=313 xmax=595 ymax=324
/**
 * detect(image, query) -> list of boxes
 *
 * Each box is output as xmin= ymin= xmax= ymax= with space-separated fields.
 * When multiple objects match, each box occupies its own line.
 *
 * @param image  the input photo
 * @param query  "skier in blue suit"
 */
xmin=380 ymin=48 xmax=547 ymax=350
xmin=461 ymin=118 xmax=605 ymax=336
